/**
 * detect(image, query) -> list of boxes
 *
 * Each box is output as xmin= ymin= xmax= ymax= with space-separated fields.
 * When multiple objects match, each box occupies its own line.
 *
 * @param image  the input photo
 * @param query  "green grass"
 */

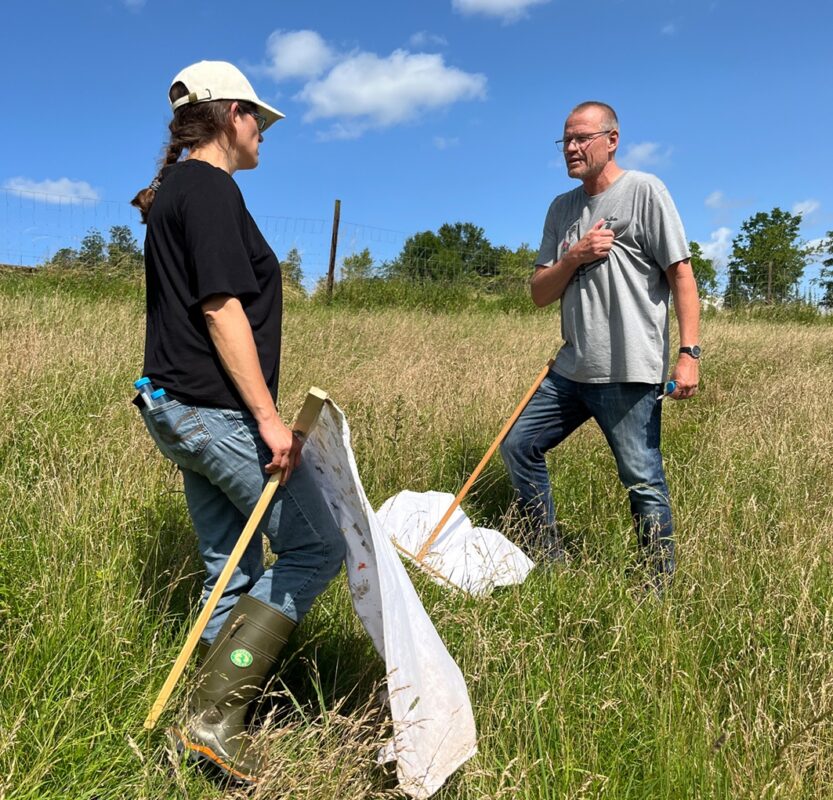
xmin=309 ymin=276 xmax=539 ymax=314
xmin=1 ymin=273 xmax=832 ymax=799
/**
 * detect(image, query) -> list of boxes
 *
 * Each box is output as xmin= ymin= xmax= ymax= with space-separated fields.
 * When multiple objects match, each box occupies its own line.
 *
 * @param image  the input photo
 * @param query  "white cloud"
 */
xmin=2 ymin=177 xmax=100 ymax=204
xmin=298 ymin=50 xmax=486 ymax=135
xmin=313 ymin=123 xmax=367 ymax=142
xmin=263 ymin=30 xmax=336 ymax=81
xmin=619 ymin=141 xmax=672 ymax=170
xmin=433 ymin=136 xmax=460 ymax=150
xmin=792 ymin=199 xmax=820 ymax=218
xmin=699 ymin=227 xmax=733 ymax=265
xmin=661 ymin=22 xmax=677 ymax=35
xmin=705 ymin=190 xmax=726 ymax=209
xmin=452 ymin=0 xmax=550 ymax=23
xmin=704 ymin=189 xmax=752 ymax=220
xmin=409 ymin=31 xmax=449 ymax=49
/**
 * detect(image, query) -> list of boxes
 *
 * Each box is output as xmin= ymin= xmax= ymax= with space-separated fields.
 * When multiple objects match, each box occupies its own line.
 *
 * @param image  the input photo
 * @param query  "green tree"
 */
xmin=724 ymin=208 xmax=808 ymax=305
xmin=494 ymin=243 xmax=536 ymax=292
xmin=78 ymin=229 xmax=106 ymax=271
xmin=436 ymin=222 xmax=499 ymax=278
xmin=341 ymin=248 xmax=374 ymax=281
xmin=387 ymin=221 xmax=499 ymax=283
xmin=497 ymin=243 xmax=536 ymax=278
xmin=387 ymin=230 xmax=454 ymax=281
xmin=816 ymin=231 xmax=833 ymax=309
xmin=45 ymin=247 xmax=79 ymax=269
xmin=107 ymin=225 xmax=143 ymax=272
xmin=282 ymin=247 xmax=304 ymax=291
xmin=688 ymin=241 xmax=718 ymax=298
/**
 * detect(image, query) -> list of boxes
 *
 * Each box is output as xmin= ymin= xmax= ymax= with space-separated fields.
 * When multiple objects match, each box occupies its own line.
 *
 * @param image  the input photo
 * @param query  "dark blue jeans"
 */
xmin=500 ymin=370 xmax=674 ymax=578
xmin=141 ymin=400 xmax=346 ymax=642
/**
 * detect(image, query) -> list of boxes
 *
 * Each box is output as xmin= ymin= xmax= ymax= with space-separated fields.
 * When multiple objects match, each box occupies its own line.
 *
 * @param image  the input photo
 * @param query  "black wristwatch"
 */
xmin=679 ymin=345 xmax=701 ymax=359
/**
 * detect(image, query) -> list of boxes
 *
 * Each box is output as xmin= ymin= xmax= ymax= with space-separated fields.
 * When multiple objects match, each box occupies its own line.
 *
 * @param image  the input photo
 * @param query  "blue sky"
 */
xmin=2 ymin=0 xmax=831 ymax=289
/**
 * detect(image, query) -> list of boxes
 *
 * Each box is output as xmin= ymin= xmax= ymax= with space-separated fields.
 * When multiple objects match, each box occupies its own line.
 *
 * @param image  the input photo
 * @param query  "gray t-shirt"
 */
xmin=536 ymin=170 xmax=689 ymax=384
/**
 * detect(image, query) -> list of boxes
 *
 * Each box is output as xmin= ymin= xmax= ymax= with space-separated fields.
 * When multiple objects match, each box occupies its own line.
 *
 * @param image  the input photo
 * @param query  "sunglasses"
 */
xmin=239 ymin=105 xmax=267 ymax=132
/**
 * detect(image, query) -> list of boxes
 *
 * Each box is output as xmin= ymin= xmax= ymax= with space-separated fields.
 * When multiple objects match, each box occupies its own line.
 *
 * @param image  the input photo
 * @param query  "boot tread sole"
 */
xmin=171 ymin=726 xmax=259 ymax=785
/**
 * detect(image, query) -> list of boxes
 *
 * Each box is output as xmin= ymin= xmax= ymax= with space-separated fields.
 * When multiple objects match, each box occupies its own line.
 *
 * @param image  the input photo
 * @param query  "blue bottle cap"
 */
xmin=134 ymin=377 xmax=151 ymax=389
xmin=150 ymin=388 xmax=167 ymax=400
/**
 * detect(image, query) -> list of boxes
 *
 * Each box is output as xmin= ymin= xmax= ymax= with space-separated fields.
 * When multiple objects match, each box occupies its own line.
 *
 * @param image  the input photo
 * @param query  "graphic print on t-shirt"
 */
xmin=558 ymin=220 xmax=580 ymax=262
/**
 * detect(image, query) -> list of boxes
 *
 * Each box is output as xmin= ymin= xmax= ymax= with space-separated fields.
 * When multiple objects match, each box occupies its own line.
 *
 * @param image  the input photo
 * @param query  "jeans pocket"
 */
xmin=220 ymin=408 xmax=273 ymax=468
xmin=143 ymin=400 xmax=211 ymax=466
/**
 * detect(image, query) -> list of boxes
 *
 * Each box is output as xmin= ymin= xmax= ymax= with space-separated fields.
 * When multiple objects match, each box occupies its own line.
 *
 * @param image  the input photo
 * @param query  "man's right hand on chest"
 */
xmin=565 ymin=219 xmax=615 ymax=267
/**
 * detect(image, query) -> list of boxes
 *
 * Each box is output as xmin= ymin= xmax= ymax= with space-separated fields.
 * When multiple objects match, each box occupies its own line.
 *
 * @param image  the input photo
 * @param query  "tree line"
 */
xmin=40 ymin=212 xmax=833 ymax=308
xmin=45 ymin=226 xmax=145 ymax=275
xmin=331 ymin=212 xmax=832 ymax=308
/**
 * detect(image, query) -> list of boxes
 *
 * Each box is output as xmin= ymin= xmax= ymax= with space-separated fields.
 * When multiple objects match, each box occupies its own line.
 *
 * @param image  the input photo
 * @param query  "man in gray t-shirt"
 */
xmin=500 ymin=101 xmax=700 ymax=589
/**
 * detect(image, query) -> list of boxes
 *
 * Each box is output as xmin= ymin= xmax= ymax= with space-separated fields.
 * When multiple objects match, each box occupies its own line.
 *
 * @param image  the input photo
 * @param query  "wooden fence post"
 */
xmin=327 ymin=199 xmax=341 ymax=301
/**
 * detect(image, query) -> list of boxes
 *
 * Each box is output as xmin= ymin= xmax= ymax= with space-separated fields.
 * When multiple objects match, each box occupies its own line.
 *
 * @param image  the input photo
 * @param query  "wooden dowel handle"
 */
xmin=414 ymin=360 xmax=553 ymax=562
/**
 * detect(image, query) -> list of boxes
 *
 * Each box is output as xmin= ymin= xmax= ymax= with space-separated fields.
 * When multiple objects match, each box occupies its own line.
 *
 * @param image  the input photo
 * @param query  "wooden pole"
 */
xmin=414 ymin=360 xmax=554 ymax=562
xmin=143 ymin=387 xmax=329 ymax=731
xmin=390 ymin=539 xmax=459 ymax=591
xmin=326 ymin=199 xmax=341 ymax=301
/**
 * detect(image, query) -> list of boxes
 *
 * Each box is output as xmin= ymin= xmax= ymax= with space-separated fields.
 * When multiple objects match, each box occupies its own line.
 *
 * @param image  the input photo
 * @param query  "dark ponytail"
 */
xmin=131 ymin=82 xmax=241 ymax=223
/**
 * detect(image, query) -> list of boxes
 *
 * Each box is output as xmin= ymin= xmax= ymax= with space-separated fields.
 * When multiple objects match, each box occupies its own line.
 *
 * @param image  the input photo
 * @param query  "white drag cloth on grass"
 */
xmin=377 ymin=491 xmax=535 ymax=596
xmin=303 ymin=401 xmax=477 ymax=798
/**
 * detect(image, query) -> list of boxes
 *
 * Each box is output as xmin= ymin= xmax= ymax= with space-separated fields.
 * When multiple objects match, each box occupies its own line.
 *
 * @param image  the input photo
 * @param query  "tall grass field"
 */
xmin=1 ymin=272 xmax=832 ymax=799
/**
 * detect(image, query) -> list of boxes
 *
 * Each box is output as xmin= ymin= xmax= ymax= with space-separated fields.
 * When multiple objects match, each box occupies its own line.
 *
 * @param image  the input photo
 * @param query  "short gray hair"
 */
xmin=570 ymin=101 xmax=619 ymax=131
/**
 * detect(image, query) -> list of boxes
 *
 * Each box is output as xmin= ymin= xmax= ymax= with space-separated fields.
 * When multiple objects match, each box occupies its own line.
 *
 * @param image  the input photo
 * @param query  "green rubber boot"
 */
xmin=195 ymin=638 xmax=211 ymax=664
xmin=172 ymin=594 xmax=295 ymax=784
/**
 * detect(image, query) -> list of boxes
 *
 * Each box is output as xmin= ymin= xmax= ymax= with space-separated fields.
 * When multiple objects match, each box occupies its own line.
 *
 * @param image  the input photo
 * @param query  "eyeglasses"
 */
xmin=555 ymin=131 xmax=611 ymax=152
xmin=248 ymin=110 xmax=267 ymax=132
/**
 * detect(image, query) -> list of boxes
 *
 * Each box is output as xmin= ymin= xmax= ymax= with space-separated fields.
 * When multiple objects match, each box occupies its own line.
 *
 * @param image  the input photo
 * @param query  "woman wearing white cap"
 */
xmin=132 ymin=61 xmax=345 ymax=784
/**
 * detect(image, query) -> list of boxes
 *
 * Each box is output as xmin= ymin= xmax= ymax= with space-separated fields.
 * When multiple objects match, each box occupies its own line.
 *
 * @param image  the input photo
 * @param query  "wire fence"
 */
xmin=0 ymin=187 xmax=412 ymax=288
xmin=1 ymin=187 xmax=828 ymax=305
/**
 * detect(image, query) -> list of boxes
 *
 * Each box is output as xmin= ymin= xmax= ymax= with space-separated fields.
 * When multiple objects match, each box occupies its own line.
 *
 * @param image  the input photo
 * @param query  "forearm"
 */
xmin=530 ymin=252 xmax=581 ymax=307
xmin=668 ymin=260 xmax=700 ymax=345
xmin=202 ymin=295 xmax=278 ymax=424
xmin=666 ymin=260 xmax=701 ymax=400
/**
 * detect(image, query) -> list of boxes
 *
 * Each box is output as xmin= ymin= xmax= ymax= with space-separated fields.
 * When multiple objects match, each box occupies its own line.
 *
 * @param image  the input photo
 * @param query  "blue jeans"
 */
xmin=500 ymin=370 xmax=674 ymax=578
xmin=141 ymin=399 xmax=345 ymax=642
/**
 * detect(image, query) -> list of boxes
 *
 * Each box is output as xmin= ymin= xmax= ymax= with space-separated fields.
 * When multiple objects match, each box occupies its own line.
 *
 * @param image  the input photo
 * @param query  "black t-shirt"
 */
xmin=140 ymin=160 xmax=282 ymax=410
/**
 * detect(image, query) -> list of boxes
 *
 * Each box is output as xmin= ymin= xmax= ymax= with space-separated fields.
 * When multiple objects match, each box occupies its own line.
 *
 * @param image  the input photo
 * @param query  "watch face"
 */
xmin=691 ymin=345 xmax=701 ymax=358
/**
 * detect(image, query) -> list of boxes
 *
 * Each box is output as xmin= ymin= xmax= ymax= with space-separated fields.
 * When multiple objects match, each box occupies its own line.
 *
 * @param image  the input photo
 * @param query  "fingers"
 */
xmin=670 ymin=382 xmax=698 ymax=400
xmin=588 ymin=220 xmax=614 ymax=243
xmin=265 ymin=452 xmax=293 ymax=483
xmin=258 ymin=417 xmax=297 ymax=482
xmin=277 ymin=435 xmax=303 ymax=485
xmin=269 ymin=435 xmax=304 ymax=485
xmin=264 ymin=453 xmax=288 ymax=476
xmin=575 ymin=224 xmax=614 ymax=264
xmin=596 ymin=237 xmax=614 ymax=255
xmin=291 ymin=431 xmax=304 ymax=463
xmin=669 ymin=359 xmax=699 ymax=401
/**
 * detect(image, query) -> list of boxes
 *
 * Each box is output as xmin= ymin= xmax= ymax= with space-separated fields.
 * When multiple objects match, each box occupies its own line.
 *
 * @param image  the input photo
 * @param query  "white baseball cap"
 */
xmin=169 ymin=60 xmax=285 ymax=131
